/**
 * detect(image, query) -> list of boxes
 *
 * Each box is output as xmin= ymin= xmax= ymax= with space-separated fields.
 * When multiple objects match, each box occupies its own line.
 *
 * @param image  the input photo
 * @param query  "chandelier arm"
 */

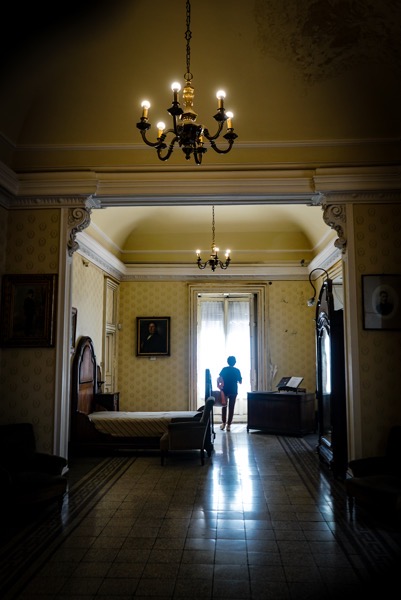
xmin=208 ymin=139 xmax=235 ymax=155
xmin=137 ymin=128 xmax=166 ymax=149
xmin=202 ymin=123 xmax=225 ymax=142
xmin=157 ymin=137 xmax=178 ymax=161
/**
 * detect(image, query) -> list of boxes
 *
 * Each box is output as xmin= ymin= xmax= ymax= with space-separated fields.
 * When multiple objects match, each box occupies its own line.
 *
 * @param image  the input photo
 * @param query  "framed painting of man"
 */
xmin=136 ymin=317 xmax=170 ymax=356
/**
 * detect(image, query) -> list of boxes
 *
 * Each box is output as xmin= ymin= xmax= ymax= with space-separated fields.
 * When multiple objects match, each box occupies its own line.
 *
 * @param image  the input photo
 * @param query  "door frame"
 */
xmin=188 ymin=283 xmax=270 ymax=410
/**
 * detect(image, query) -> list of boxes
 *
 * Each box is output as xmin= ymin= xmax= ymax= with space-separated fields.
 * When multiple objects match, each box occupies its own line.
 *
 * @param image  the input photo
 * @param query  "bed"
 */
xmin=69 ymin=336 xmax=206 ymax=455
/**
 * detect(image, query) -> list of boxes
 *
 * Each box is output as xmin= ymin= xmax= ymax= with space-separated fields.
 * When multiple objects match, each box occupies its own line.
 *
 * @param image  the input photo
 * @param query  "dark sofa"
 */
xmin=0 ymin=422 xmax=68 ymax=509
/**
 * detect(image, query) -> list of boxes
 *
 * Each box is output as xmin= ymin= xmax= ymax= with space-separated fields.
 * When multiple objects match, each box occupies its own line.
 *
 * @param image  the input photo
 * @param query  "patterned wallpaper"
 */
xmin=268 ymin=280 xmax=316 ymax=393
xmin=353 ymin=203 xmax=401 ymax=455
xmin=71 ymin=253 xmax=105 ymax=367
xmin=0 ymin=209 xmax=60 ymax=452
xmin=116 ymin=279 xmax=317 ymax=413
xmin=117 ymin=281 xmax=189 ymax=411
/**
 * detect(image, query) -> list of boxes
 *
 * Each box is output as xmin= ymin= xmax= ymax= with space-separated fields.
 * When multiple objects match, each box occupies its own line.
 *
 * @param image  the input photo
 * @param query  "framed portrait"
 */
xmin=71 ymin=307 xmax=77 ymax=351
xmin=0 ymin=274 xmax=58 ymax=347
xmin=136 ymin=316 xmax=170 ymax=356
xmin=362 ymin=274 xmax=401 ymax=330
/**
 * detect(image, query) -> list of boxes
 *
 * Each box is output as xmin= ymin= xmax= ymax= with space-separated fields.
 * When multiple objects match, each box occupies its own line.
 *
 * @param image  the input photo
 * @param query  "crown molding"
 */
xmin=1 ymin=159 xmax=400 ymax=201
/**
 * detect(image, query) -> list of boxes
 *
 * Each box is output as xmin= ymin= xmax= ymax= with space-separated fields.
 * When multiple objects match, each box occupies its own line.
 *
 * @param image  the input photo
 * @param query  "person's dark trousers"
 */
xmin=221 ymin=394 xmax=237 ymax=425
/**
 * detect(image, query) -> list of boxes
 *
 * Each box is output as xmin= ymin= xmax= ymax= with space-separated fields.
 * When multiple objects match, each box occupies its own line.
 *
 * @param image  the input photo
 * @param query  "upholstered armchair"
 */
xmin=160 ymin=397 xmax=215 ymax=465
xmin=345 ymin=425 xmax=401 ymax=521
xmin=0 ymin=422 xmax=68 ymax=509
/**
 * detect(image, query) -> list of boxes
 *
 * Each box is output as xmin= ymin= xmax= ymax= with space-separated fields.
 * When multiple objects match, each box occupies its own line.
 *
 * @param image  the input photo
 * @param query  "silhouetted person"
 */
xmin=218 ymin=355 xmax=242 ymax=432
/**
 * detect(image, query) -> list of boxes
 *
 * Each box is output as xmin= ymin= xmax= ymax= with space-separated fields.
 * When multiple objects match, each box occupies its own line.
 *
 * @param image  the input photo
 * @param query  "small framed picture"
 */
xmin=0 ymin=274 xmax=58 ymax=347
xmin=136 ymin=317 xmax=170 ymax=356
xmin=362 ymin=274 xmax=401 ymax=330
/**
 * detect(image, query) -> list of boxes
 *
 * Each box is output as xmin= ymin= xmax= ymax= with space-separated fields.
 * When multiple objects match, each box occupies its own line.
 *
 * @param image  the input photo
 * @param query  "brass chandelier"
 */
xmin=196 ymin=206 xmax=231 ymax=271
xmin=136 ymin=0 xmax=237 ymax=165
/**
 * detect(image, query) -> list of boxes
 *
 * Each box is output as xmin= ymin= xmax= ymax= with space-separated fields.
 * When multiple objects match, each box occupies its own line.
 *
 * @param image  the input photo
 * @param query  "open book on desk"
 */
xmin=277 ymin=376 xmax=306 ymax=393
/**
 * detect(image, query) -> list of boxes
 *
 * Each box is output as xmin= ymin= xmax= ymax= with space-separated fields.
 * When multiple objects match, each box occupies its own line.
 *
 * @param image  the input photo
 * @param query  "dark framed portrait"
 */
xmin=0 ymin=274 xmax=58 ymax=347
xmin=362 ymin=274 xmax=401 ymax=330
xmin=136 ymin=316 xmax=170 ymax=356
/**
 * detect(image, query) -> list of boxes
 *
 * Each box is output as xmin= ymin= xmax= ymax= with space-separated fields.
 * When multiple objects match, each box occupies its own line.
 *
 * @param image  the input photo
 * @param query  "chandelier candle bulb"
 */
xmin=216 ymin=90 xmax=226 ymax=109
xmin=157 ymin=122 xmax=165 ymax=138
xmin=226 ymin=111 xmax=233 ymax=129
xmin=171 ymin=82 xmax=181 ymax=103
xmin=141 ymin=100 xmax=150 ymax=119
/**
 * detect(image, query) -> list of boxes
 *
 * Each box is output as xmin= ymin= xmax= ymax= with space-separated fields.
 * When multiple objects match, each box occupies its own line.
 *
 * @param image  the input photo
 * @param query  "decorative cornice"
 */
xmin=4 ymin=195 xmax=101 ymax=209
xmin=322 ymin=203 xmax=347 ymax=253
xmin=67 ymin=207 xmax=92 ymax=257
xmin=319 ymin=190 xmax=401 ymax=203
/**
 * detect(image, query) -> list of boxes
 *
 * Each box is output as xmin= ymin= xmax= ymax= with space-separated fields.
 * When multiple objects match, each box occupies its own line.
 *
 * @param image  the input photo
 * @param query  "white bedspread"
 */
xmin=88 ymin=411 xmax=200 ymax=438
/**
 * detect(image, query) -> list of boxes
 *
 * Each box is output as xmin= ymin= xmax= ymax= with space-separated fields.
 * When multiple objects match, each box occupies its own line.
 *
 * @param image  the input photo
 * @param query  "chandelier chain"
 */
xmin=136 ymin=0 xmax=237 ymax=164
xmin=185 ymin=0 xmax=192 ymax=79
xmin=196 ymin=205 xmax=230 ymax=271
xmin=212 ymin=205 xmax=216 ymax=247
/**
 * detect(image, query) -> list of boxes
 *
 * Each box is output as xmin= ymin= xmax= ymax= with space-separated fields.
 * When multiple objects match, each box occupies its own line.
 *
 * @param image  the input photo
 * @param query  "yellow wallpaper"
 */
xmin=0 ymin=209 xmax=60 ymax=452
xmin=116 ymin=279 xmax=317 ymax=413
xmin=268 ymin=280 xmax=317 ymax=394
xmin=353 ymin=203 xmax=401 ymax=455
xmin=71 ymin=253 xmax=105 ymax=367
xmin=117 ymin=281 xmax=189 ymax=411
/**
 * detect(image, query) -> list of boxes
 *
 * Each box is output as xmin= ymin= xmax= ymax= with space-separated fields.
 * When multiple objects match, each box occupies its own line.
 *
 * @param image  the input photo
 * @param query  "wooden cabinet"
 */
xmin=315 ymin=279 xmax=347 ymax=479
xmin=94 ymin=392 xmax=120 ymax=412
xmin=247 ymin=391 xmax=315 ymax=436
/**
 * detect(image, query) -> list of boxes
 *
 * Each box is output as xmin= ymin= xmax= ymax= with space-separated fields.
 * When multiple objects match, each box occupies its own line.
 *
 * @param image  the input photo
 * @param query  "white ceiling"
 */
xmin=89 ymin=203 xmax=333 ymax=262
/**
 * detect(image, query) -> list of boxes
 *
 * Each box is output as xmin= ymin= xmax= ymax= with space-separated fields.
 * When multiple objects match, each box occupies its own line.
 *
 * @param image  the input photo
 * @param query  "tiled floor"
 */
xmin=1 ymin=424 xmax=400 ymax=599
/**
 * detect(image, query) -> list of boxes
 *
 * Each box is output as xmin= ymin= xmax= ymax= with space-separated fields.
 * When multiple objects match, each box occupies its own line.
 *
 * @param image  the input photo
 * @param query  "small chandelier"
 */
xmin=307 ymin=268 xmax=330 ymax=306
xmin=136 ymin=0 xmax=237 ymax=165
xmin=196 ymin=206 xmax=231 ymax=271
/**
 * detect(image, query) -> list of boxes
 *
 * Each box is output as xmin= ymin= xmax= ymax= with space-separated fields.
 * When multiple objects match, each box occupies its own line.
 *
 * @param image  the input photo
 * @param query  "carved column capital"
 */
xmin=322 ymin=203 xmax=347 ymax=253
xmin=68 ymin=207 xmax=92 ymax=256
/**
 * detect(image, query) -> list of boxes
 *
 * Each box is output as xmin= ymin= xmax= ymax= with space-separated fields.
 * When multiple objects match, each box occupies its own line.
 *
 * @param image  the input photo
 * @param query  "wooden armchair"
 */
xmin=160 ymin=397 xmax=215 ymax=465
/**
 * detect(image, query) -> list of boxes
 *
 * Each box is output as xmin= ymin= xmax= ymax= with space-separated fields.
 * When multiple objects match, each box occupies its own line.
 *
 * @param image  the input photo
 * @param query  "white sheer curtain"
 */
xmin=197 ymin=298 xmax=251 ymax=408
xmin=226 ymin=301 xmax=251 ymax=401
xmin=197 ymin=301 xmax=225 ymax=401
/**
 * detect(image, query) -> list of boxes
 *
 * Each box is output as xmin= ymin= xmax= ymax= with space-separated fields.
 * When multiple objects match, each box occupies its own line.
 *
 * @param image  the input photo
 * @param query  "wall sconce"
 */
xmin=307 ymin=268 xmax=330 ymax=307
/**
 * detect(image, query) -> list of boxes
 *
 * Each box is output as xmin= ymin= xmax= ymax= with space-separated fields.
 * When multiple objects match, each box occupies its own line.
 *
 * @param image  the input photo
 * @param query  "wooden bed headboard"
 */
xmin=71 ymin=336 xmax=97 ymax=417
